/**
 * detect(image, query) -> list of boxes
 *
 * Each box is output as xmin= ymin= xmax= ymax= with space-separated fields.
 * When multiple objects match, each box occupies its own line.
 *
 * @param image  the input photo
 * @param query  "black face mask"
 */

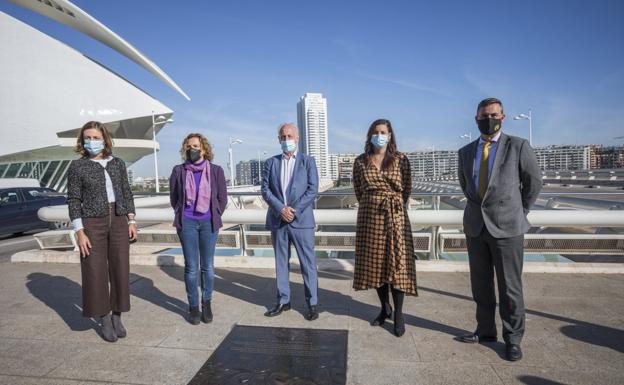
xmin=477 ymin=118 xmax=502 ymax=136
xmin=186 ymin=149 xmax=202 ymax=163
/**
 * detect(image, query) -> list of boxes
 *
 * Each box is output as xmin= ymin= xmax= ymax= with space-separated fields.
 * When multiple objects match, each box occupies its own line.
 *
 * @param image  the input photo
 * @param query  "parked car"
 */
xmin=0 ymin=183 xmax=66 ymax=236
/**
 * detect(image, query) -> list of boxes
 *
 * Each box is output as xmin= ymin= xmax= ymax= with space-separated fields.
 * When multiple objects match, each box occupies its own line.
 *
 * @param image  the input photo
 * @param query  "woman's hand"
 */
xmin=76 ymin=229 xmax=91 ymax=258
xmin=128 ymin=223 xmax=137 ymax=241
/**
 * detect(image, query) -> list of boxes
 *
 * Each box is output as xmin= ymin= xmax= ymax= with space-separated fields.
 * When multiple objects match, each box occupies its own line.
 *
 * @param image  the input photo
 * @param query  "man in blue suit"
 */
xmin=261 ymin=122 xmax=319 ymax=321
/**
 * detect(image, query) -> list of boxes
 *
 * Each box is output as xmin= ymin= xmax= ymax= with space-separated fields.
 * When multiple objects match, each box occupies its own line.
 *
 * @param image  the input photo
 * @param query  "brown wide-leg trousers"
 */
xmin=80 ymin=204 xmax=130 ymax=317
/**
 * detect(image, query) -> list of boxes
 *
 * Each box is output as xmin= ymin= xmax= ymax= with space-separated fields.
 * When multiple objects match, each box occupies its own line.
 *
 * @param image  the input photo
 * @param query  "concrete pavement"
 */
xmin=0 ymin=260 xmax=623 ymax=385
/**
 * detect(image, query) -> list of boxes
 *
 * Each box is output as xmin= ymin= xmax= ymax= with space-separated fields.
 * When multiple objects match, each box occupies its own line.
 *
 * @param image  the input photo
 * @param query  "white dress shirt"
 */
xmin=73 ymin=156 xmax=116 ymax=231
xmin=280 ymin=150 xmax=297 ymax=205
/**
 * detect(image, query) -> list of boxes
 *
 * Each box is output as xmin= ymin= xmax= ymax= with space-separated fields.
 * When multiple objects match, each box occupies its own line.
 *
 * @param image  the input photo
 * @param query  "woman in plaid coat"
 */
xmin=352 ymin=119 xmax=418 ymax=337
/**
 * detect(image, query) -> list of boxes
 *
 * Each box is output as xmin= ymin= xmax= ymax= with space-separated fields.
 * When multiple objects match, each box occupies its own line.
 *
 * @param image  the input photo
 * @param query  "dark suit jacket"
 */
xmin=169 ymin=163 xmax=228 ymax=230
xmin=457 ymin=133 xmax=542 ymax=238
xmin=261 ymin=153 xmax=319 ymax=230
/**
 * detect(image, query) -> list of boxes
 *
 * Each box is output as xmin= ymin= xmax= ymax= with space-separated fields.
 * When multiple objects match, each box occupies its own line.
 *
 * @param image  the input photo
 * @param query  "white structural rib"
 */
xmin=9 ymin=0 xmax=190 ymax=100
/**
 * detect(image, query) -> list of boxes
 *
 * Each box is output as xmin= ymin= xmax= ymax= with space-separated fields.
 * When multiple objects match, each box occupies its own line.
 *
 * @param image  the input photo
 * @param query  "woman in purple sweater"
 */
xmin=169 ymin=133 xmax=228 ymax=324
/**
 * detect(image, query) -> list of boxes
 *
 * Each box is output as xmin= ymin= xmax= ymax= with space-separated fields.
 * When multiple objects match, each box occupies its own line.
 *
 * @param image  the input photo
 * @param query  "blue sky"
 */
xmin=2 ymin=0 xmax=623 ymax=176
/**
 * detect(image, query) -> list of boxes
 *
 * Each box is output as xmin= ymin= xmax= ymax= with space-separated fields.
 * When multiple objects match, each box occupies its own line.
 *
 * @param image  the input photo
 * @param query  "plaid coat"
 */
xmin=352 ymin=153 xmax=418 ymax=295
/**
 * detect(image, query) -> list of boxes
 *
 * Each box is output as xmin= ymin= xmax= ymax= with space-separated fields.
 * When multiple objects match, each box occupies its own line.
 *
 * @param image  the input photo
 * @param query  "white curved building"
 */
xmin=0 ymin=0 xmax=188 ymax=191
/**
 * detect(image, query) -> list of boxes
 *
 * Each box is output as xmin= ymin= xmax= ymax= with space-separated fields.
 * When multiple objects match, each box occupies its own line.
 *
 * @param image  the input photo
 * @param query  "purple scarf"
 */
xmin=184 ymin=160 xmax=211 ymax=214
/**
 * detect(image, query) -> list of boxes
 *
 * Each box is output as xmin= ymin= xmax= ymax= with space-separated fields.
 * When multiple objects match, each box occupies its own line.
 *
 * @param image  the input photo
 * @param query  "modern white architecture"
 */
xmin=297 ymin=93 xmax=330 ymax=179
xmin=0 ymin=0 xmax=187 ymax=191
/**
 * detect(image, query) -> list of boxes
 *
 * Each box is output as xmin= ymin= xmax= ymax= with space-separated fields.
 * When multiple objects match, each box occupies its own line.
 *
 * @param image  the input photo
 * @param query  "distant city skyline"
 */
xmin=1 ymin=1 xmax=622 ymax=177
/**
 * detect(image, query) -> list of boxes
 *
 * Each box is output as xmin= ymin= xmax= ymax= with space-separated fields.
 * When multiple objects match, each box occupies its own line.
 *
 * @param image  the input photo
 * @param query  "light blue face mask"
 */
xmin=281 ymin=140 xmax=297 ymax=153
xmin=84 ymin=139 xmax=105 ymax=156
xmin=371 ymin=134 xmax=389 ymax=148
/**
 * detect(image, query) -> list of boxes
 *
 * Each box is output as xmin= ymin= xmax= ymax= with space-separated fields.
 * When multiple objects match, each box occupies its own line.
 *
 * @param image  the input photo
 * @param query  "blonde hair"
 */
xmin=179 ymin=133 xmax=214 ymax=161
xmin=74 ymin=121 xmax=114 ymax=157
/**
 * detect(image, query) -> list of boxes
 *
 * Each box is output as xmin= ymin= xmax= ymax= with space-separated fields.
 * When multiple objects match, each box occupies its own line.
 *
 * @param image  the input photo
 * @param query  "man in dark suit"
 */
xmin=457 ymin=98 xmax=542 ymax=361
xmin=261 ymin=123 xmax=319 ymax=321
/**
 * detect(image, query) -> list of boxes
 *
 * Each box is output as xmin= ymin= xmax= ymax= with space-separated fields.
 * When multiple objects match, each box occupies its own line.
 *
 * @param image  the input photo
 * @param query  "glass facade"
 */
xmin=0 ymin=160 xmax=74 ymax=192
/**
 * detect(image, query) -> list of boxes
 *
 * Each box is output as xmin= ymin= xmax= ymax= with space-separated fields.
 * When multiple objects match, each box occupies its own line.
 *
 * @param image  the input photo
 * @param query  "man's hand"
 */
xmin=280 ymin=206 xmax=295 ymax=223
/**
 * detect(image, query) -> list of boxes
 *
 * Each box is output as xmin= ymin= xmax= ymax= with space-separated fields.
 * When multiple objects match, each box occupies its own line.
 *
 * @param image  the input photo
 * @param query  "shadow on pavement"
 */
xmin=160 ymin=266 xmax=470 ymax=338
xmin=518 ymin=375 xmax=567 ymax=385
xmin=419 ymin=285 xmax=624 ymax=353
xmin=26 ymin=272 xmax=97 ymax=332
xmin=129 ymin=273 xmax=188 ymax=319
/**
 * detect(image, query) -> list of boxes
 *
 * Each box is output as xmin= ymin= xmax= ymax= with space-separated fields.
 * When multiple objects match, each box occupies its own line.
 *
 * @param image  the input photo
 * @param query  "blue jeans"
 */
xmin=177 ymin=218 xmax=219 ymax=308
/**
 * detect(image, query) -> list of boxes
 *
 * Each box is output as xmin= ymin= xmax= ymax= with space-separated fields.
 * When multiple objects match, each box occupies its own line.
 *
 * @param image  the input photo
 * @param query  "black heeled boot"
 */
xmin=391 ymin=286 xmax=405 ymax=337
xmin=371 ymin=284 xmax=393 ymax=326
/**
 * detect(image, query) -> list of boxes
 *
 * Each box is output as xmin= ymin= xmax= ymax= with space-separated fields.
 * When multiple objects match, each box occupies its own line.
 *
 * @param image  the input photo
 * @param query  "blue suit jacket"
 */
xmin=261 ymin=153 xmax=319 ymax=230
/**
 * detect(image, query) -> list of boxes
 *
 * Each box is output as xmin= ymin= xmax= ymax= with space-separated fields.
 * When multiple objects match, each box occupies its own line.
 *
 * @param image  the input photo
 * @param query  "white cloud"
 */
xmin=356 ymin=71 xmax=451 ymax=97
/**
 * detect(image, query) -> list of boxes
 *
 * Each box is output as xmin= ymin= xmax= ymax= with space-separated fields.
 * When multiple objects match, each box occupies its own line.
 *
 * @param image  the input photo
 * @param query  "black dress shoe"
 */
xmin=264 ymin=303 xmax=291 ymax=317
xmin=371 ymin=303 xmax=393 ymax=326
xmin=305 ymin=305 xmax=319 ymax=321
xmin=506 ymin=344 xmax=523 ymax=361
xmin=456 ymin=333 xmax=497 ymax=344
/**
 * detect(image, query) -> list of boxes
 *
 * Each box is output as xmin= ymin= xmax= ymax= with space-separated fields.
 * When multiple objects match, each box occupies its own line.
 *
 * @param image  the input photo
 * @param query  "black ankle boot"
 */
xmin=201 ymin=300 xmax=213 ymax=323
xmin=371 ymin=302 xmax=392 ymax=326
xmin=189 ymin=306 xmax=201 ymax=325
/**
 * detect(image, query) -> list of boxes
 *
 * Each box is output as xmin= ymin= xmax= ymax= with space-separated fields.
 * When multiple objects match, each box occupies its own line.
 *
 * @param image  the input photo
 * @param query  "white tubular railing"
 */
xmin=38 ymin=206 xmax=624 ymax=227
xmin=35 ymin=206 xmax=624 ymax=258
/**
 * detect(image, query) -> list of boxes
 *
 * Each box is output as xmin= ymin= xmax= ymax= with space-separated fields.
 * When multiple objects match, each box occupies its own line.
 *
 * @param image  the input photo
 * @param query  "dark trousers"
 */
xmin=466 ymin=226 xmax=525 ymax=345
xmin=80 ymin=204 xmax=130 ymax=317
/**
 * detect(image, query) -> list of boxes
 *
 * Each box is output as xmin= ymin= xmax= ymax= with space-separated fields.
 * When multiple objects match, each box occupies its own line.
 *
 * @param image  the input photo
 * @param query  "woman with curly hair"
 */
xmin=169 ymin=133 xmax=228 ymax=324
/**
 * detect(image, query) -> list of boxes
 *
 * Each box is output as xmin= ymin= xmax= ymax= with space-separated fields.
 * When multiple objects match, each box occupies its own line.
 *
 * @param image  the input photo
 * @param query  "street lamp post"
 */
xmin=228 ymin=137 xmax=243 ymax=186
xmin=513 ymin=109 xmax=532 ymax=146
xmin=151 ymin=112 xmax=173 ymax=193
xmin=257 ymin=150 xmax=267 ymax=185
xmin=460 ymin=133 xmax=472 ymax=142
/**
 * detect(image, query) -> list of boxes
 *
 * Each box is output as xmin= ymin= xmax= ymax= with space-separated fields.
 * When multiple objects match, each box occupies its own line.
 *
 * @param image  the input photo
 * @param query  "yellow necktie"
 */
xmin=478 ymin=141 xmax=491 ymax=200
